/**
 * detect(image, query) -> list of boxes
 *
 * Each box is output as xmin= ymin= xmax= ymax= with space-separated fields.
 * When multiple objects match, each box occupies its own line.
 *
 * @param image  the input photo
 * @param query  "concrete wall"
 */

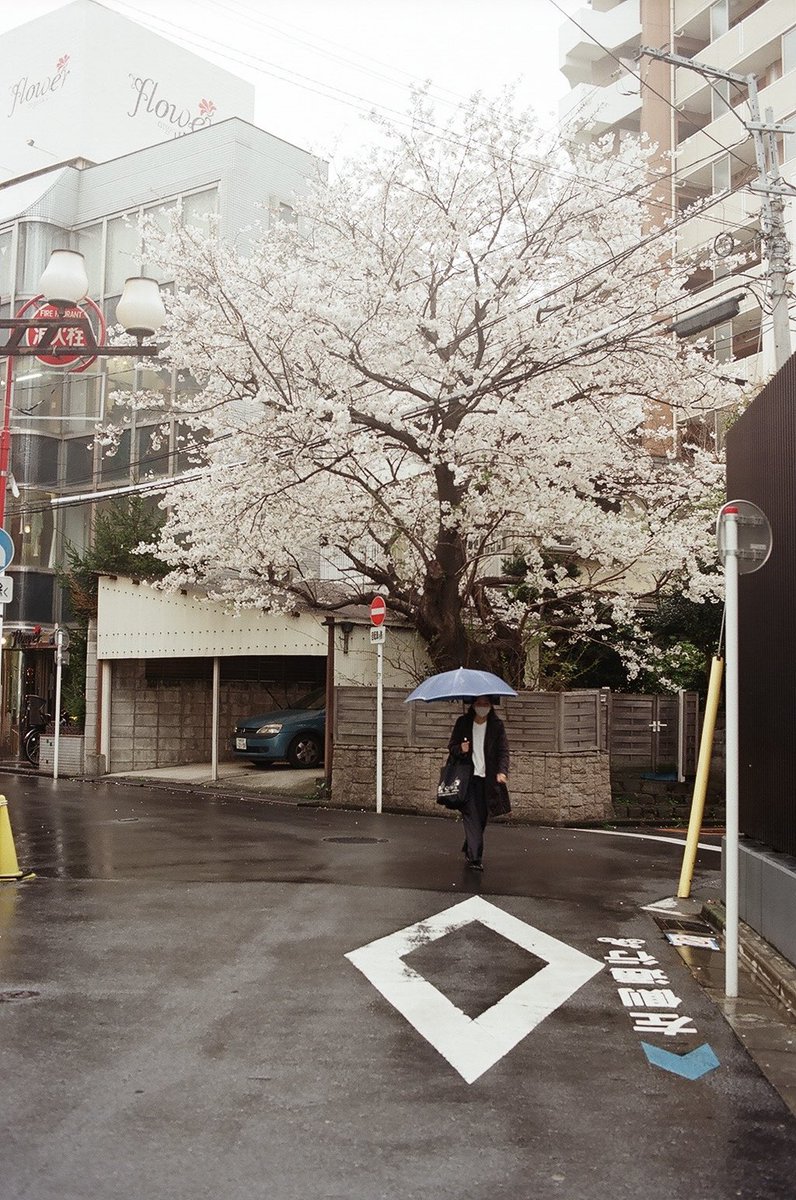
xmin=737 ymin=841 xmax=796 ymax=968
xmin=332 ymin=746 xmax=613 ymax=824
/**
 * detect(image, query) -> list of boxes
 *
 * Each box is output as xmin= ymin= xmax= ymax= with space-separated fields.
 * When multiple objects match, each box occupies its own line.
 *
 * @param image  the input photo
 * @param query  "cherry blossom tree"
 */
xmin=142 ymin=93 xmax=741 ymax=685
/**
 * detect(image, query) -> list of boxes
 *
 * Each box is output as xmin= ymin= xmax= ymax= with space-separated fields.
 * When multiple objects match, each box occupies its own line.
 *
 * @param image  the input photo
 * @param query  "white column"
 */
xmin=100 ymin=660 xmax=112 ymax=772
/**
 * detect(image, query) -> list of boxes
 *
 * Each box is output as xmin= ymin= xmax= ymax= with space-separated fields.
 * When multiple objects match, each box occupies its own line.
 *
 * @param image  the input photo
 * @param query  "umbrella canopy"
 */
xmin=404 ymin=668 xmax=518 ymax=703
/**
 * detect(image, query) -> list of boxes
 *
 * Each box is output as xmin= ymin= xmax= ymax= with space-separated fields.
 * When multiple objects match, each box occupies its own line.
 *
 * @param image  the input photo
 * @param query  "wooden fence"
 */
xmin=335 ymin=688 xmax=609 ymax=753
xmin=335 ymin=687 xmax=700 ymax=772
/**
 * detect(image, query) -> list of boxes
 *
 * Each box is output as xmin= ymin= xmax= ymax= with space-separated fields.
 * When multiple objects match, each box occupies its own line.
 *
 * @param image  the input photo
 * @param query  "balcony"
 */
xmin=676 ymin=0 xmax=794 ymax=107
xmin=675 ymin=189 xmax=761 ymax=254
xmin=559 ymin=74 xmax=641 ymax=135
xmin=676 ymin=72 xmax=795 ymax=176
xmin=560 ymin=0 xmax=641 ymax=85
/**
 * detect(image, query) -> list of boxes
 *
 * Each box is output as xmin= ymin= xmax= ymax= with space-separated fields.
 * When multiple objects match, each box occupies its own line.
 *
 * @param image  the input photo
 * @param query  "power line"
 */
xmin=105 ymin=0 xmax=746 ymax=234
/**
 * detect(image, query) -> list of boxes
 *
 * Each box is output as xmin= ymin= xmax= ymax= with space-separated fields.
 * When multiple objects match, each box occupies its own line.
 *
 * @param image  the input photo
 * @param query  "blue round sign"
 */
xmin=0 ymin=529 xmax=15 ymax=571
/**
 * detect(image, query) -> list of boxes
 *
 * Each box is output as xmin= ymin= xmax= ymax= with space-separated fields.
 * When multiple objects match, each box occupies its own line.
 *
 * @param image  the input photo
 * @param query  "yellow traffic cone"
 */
xmin=0 ymin=795 xmax=34 ymax=882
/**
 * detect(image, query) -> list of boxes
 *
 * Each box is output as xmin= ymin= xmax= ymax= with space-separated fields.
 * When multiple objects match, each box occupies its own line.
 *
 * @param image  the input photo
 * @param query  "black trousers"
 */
xmin=461 ymin=775 xmax=488 ymax=863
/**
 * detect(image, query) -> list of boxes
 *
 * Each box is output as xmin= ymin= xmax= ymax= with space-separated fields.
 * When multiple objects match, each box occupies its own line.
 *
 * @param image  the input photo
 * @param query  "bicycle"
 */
xmin=21 ymin=699 xmax=72 ymax=767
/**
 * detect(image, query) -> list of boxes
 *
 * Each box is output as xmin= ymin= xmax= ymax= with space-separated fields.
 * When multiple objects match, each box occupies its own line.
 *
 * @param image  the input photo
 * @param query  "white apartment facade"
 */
xmin=560 ymin=0 xmax=796 ymax=383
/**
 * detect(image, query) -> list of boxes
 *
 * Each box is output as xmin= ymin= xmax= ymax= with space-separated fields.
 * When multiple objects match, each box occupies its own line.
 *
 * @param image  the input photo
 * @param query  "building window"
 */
xmin=9 ymin=493 xmax=56 ymax=568
xmin=0 ymin=228 xmax=12 ymax=300
xmin=143 ymin=200 xmax=178 ymax=283
xmin=182 ymin=188 xmax=218 ymax=237
xmin=711 ymin=79 xmax=731 ymax=120
xmin=105 ymin=215 xmax=141 ymax=297
xmin=712 ymin=154 xmax=730 ymax=193
xmin=16 ymin=223 xmax=70 ymax=294
xmin=710 ymin=0 xmax=728 ymax=42
xmin=77 ymin=223 xmax=104 ymax=298
xmin=713 ymin=321 xmax=733 ymax=363
xmin=783 ymin=120 xmax=796 ymax=164
xmin=783 ymin=26 xmax=796 ymax=76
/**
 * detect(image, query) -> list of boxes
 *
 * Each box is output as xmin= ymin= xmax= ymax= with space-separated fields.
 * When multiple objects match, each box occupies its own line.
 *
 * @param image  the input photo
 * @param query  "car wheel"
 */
xmin=287 ymin=733 xmax=323 ymax=768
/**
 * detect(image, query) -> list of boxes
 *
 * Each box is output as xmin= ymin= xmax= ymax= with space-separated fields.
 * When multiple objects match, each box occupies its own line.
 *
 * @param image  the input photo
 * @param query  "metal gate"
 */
xmin=608 ymin=692 xmax=699 ymax=777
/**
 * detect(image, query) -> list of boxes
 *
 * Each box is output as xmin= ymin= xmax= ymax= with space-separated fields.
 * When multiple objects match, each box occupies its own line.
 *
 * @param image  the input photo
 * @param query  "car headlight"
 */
xmin=255 ymin=723 xmax=283 ymax=736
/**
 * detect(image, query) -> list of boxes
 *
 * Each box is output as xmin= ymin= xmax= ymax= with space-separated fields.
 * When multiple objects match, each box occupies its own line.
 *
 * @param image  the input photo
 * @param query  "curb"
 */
xmin=701 ymin=899 xmax=796 ymax=1017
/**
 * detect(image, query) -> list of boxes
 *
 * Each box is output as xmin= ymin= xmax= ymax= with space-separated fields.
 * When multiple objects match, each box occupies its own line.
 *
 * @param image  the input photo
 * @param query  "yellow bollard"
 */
xmin=0 ymin=794 xmax=34 ymax=882
xmin=677 ymin=657 xmax=724 ymax=899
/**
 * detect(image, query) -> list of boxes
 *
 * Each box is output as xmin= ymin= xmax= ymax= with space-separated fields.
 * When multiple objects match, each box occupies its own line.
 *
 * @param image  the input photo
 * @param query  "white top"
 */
xmin=471 ymin=720 xmax=487 ymax=777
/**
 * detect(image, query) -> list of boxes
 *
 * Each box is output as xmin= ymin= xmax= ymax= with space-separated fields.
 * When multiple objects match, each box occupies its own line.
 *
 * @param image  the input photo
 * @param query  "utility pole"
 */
xmin=640 ymin=47 xmax=794 ymax=370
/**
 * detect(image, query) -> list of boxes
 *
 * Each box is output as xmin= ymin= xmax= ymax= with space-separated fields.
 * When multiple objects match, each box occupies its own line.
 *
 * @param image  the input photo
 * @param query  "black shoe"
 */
xmin=466 ymin=859 xmax=484 ymax=872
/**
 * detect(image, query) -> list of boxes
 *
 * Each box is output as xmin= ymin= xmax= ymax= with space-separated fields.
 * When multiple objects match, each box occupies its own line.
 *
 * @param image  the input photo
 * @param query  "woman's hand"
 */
xmin=461 ymin=739 xmax=470 ymax=754
xmin=497 ymin=772 xmax=507 ymax=783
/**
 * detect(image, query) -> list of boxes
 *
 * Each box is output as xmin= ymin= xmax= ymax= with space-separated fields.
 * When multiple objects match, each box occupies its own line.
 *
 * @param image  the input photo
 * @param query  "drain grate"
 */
xmin=323 ymin=836 xmax=388 ymax=844
xmin=0 ymin=990 xmax=40 ymax=1003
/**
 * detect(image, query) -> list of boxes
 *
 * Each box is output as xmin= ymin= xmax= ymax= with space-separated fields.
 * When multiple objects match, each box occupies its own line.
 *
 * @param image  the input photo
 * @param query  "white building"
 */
xmin=559 ymin=0 xmax=796 ymax=383
xmin=0 ymin=1 xmax=422 ymax=768
xmin=0 ymin=0 xmax=255 ymax=177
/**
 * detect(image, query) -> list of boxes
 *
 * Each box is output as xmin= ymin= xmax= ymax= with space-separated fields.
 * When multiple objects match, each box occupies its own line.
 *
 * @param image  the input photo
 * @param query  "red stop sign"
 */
xmin=370 ymin=596 xmax=387 ymax=626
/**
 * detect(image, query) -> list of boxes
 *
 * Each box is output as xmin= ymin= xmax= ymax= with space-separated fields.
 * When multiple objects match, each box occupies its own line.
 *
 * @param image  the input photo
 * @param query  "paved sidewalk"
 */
xmin=106 ymin=760 xmax=323 ymax=799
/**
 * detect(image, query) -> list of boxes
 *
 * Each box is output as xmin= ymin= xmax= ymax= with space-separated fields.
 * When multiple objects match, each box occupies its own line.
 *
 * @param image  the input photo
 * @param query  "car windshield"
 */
xmin=294 ymin=688 xmax=325 ymax=711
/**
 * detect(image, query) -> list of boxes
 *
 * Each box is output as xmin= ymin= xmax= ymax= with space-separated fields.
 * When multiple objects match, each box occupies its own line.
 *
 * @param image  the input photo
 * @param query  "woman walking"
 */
xmin=448 ymin=695 xmax=510 ymax=871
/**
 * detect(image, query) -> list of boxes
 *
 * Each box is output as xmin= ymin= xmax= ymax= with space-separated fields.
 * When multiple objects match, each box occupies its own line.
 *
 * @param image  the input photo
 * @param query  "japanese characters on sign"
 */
xmin=21 ymin=298 xmax=106 ymax=372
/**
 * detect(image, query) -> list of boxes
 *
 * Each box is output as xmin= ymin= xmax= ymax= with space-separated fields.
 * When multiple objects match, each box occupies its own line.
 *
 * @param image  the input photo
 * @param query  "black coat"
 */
xmin=448 ymin=710 xmax=511 ymax=816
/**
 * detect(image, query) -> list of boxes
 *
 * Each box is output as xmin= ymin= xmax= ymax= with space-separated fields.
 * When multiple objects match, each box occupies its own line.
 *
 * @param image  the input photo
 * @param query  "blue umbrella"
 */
xmin=404 ymin=667 xmax=518 ymax=703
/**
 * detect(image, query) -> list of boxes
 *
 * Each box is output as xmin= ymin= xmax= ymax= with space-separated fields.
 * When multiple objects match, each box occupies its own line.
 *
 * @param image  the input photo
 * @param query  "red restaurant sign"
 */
xmin=22 ymin=297 xmax=106 ymax=372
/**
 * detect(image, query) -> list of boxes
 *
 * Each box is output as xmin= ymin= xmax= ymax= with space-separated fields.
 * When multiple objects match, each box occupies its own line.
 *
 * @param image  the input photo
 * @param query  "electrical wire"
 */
xmin=102 ymin=0 xmax=750 ymax=235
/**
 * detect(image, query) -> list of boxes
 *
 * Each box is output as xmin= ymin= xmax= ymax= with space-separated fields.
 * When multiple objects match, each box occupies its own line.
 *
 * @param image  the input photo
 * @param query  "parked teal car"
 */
xmin=232 ymin=688 xmax=325 ymax=767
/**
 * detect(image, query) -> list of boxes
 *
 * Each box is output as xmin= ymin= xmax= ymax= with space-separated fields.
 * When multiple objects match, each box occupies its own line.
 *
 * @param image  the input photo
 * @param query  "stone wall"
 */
xmin=332 ymin=745 xmax=612 ymax=824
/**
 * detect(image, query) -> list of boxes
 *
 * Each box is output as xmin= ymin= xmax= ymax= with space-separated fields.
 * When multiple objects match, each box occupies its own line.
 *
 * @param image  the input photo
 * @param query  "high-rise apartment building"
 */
xmin=559 ymin=0 xmax=796 ymax=381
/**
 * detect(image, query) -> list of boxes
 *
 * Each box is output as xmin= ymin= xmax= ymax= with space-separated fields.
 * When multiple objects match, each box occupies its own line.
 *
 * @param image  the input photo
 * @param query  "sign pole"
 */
xmin=723 ymin=507 xmax=740 ymax=998
xmin=53 ymin=628 xmax=64 ymax=781
xmin=376 ymin=638 xmax=383 ymax=814
xmin=715 ymin=499 xmax=771 ymax=998
xmin=369 ymin=596 xmax=387 ymax=815
xmin=0 ymin=530 xmax=16 ymax=761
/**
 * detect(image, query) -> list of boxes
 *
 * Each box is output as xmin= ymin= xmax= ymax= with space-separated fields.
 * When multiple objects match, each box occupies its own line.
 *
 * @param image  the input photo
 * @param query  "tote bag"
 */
xmin=436 ymin=754 xmax=472 ymax=810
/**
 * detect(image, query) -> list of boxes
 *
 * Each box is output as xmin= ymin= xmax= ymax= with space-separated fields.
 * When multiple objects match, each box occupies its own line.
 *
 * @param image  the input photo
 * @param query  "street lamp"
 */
xmin=0 ymin=248 xmax=166 ymax=762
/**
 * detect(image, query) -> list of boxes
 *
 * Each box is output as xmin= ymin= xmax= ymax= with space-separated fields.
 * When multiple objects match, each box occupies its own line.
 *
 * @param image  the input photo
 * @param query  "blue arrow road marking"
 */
xmin=641 ymin=1042 xmax=720 ymax=1080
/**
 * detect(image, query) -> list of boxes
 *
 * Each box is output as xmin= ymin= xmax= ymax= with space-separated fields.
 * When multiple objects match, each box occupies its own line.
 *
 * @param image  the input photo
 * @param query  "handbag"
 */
xmin=436 ymin=753 xmax=472 ymax=810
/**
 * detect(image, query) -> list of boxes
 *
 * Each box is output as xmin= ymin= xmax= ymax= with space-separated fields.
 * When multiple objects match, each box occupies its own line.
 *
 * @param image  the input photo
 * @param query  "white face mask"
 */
xmin=474 ymin=705 xmax=491 ymax=718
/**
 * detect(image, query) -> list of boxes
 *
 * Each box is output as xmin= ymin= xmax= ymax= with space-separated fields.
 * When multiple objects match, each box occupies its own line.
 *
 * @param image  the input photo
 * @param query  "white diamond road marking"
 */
xmin=345 ymin=896 xmax=604 ymax=1084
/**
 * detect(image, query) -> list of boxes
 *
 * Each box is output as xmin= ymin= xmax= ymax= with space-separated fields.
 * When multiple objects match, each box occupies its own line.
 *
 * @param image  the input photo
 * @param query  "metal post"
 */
xmin=723 ymin=509 xmax=740 ymax=998
xmin=376 ymin=639 xmax=383 ymax=814
xmin=211 ymin=656 xmax=220 ymax=782
xmin=678 ymin=656 xmax=724 ymax=899
xmin=323 ymin=617 xmax=335 ymax=796
xmin=53 ymin=628 xmax=64 ymax=780
xmin=762 ymin=105 xmax=793 ymax=370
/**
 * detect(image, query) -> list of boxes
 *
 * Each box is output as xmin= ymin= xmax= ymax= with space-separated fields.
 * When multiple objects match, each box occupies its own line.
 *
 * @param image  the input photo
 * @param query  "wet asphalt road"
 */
xmin=1 ymin=772 xmax=794 ymax=1200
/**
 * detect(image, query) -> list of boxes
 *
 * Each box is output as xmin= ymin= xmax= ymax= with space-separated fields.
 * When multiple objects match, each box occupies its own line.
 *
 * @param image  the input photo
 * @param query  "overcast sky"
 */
xmin=0 ymin=0 xmax=580 ymax=164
